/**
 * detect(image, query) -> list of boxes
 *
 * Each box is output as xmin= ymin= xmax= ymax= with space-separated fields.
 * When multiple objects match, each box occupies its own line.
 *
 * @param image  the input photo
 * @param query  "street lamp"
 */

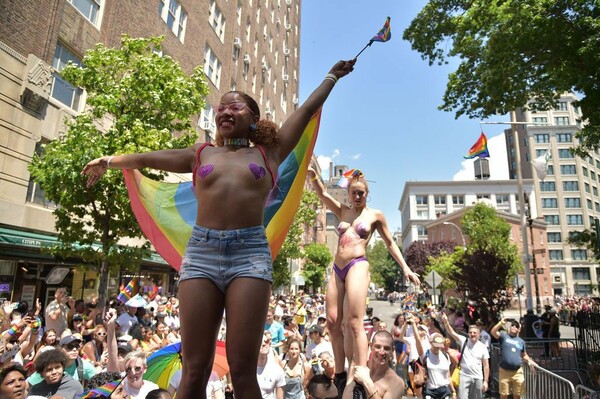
xmin=443 ymin=221 xmax=466 ymax=249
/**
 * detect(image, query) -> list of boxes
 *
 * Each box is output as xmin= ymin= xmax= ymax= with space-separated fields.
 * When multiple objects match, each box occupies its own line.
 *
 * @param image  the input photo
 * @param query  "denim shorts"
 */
xmin=179 ymin=225 xmax=273 ymax=292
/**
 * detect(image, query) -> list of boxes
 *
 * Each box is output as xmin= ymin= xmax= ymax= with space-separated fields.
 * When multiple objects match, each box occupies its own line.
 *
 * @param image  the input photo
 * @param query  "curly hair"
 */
xmin=85 ymin=371 xmax=122 ymax=391
xmin=215 ymin=91 xmax=279 ymax=147
xmin=34 ymin=349 xmax=69 ymax=373
xmin=0 ymin=363 xmax=27 ymax=384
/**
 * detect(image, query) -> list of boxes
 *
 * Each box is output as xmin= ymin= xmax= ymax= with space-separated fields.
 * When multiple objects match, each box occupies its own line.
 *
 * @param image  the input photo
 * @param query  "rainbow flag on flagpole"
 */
xmin=117 ymin=277 xmax=138 ymax=304
xmin=464 ymin=132 xmax=490 ymax=159
xmin=123 ymin=109 xmax=323 ymax=271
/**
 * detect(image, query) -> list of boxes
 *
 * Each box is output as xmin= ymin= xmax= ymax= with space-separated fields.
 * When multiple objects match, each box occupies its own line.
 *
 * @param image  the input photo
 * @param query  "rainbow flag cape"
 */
xmin=371 ymin=17 xmax=391 ymax=43
xmin=397 ymin=343 xmax=410 ymax=365
xmin=464 ymin=132 xmax=490 ymax=159
xmin=123 ymin=109 xmax=323 ymax=271
xmin=116 ymin=277 xmax=138 ymax=304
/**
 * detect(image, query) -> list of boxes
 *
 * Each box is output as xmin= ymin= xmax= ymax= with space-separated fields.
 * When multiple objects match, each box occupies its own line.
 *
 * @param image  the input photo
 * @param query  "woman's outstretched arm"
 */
xmin=276 ymin=59 xmax=356 ymax=162
xmin=81 ymin=146 xmax=197 ymax=187
xmin=307 ymin=167 xmax=343 ymax=218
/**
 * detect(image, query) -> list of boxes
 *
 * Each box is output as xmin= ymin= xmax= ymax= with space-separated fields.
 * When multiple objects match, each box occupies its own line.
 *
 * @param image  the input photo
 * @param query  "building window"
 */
xmin=564 ymin=198 xmax=581 ymax=208
xmin=555 ymin=116 xmax=570 ymax=125
xmin=159 ymin=0 xmax=187 ymax=42
xmin=583 ymin=167 xmax=588 ymax=177
xmin=68 ymin=0 xmax=101 ymax=25
xmin=236 ymin=1 xmax=242 ymax=25
xmin=209 ymin=0 xmax=226 ymax=41
xmin=592 ymin=171 xmax=597 ymax=181
xmin=588 ymin=199 xmax=593 ymax=209
xmin=51 ymin=43 xmax=83 ymax=110
xmin=540 ymin=181 xmax=556 ymax=192
xmin=204 ymin=45 xmax=222 ymax=87
xmin=532 ymin=117 xmax=548 ymax=124
xmin=534 ymin=134 xmax=550 ymax=143
xmin=573 ymin=267 xmax=590 ymax=280
xmin=563 ymin=181 xmax=579 ymax=191
xmin=434 ymin=195 xmax=446 ymax=205
xmin=415 ymin=195 xmax=428 ymax=205
xmin=417 ymin=225 xmax=427 ymax=236
xmin=547 ymin=232 xmax=561 ymax=243
xmin=547 ymin=165 xmax=554 ymax=176
xmin=496 ymin=195 xmax=509 ymax=205
xmin=560 ymin=165 xmax=577 ymax=175
xmin=544 ymin=215 xmax=560 ymax=225
xmin=571 ymin=250 xmax=588 ymax=261
xmin=542 ymin=198 xmax=558 ymax=208
xmin=535 ymin=149 xmax=547 ymax=157
xmin=595 ymin=186 xmax=599 ymax=197
xmin=556 ymin=133 xmax=572 ymax=143
xmin=566 ymin=214 xmax=583 ymax=225
xmin=549 ymin=250 xmax=563 ymax=260
xmin=416 ymin=210 xmax=428 ymax=220
xmin=26 ymin=141 xmax=54 ymax=207
xmin=555 ymin=101 xmax=568 ymax=111
xmin=575 ymin=284 xmax=591 ymax=295
xmin=452 ymin=195 xmax=464 ymax=205
xmin=596 ymin=202 xmax=600 ymax=211
xmin=585 ymin=183 xmax=590 ymax=193
xmin=199 ymin=104 xmax=216 ymax=140
xmin=558 ymin=148 xmax=574 ymax=159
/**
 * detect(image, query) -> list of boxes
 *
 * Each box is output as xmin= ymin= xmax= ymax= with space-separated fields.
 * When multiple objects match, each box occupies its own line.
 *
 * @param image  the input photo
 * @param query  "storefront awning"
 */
xmin=0 ymin=225 xmax=167 ymax=265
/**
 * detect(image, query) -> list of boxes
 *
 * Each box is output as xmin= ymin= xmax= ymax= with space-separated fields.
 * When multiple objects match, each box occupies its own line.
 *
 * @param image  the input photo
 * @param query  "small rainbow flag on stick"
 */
xmin=79 ymin=380 xmax=121 ymax=398
xmin=117 ymin=277 xmax=138 ymax=304
xmin=355 ymin=17 xmax=392 ymax=59
xmin=464 ymin=132 xmax=490 ymax=159
xmin=335 ymin=169 xmax=363 ymax=189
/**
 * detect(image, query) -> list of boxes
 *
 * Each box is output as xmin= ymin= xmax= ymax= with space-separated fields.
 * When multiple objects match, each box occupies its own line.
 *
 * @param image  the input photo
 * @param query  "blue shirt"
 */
xmin=265 ymin=321 xmax=285 ymax=346
xmin=498 ymin=332 xmax=526 ymax=370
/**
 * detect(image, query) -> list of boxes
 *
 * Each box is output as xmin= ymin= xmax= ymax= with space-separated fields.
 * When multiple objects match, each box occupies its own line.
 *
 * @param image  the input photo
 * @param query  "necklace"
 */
xmin=223 ymin=138 xmax=250 ymax=147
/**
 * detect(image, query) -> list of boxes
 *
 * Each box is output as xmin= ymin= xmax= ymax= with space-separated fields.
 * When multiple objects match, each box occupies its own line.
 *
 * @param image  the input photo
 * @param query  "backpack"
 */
xmin=75 ymin=357 xmax=84 ymax=382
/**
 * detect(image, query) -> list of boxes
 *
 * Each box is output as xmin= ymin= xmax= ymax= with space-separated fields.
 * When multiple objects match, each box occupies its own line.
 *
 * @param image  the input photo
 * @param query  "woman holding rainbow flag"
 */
xmin=82 ymin=59 xmax=355 ymax=399
xmin=307 ymin=167 xmax=420 ymax=395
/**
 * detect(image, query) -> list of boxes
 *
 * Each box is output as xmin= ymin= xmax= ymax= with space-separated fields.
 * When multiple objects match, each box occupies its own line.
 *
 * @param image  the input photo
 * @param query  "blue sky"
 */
xmin=298 ymin=1 xmax=510 ymax=233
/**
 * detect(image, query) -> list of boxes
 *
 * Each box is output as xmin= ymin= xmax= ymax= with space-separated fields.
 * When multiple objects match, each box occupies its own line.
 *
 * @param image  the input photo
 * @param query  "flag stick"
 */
xmin=354 ymin=41 xmax=374 ymax=59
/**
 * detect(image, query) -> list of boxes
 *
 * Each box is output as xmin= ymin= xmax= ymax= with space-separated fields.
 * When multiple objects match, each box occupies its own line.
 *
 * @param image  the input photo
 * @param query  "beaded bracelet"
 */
xmin=6 ymin=326 xmax=18 ymax=336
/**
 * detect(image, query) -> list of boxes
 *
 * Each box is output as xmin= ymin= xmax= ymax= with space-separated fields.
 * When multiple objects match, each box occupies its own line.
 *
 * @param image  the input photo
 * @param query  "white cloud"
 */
xmin=317 ymin=149 xmax=340 ymax=177
xmin=351 ymin=153 xmax=361 ymax=160
xmin=453 ymin=133 xmax=509 ymax=181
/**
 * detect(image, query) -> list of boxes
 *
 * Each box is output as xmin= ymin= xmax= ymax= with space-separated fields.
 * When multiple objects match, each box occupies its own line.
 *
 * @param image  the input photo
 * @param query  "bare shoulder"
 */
xmin=381 ymin=369 xmax=405 ymax=397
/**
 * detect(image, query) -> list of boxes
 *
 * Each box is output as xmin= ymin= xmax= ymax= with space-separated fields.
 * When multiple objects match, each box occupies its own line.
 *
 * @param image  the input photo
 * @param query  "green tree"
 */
xmin=404 ymin=1 xmax=600 ymax=154
xmin=457 ymin=203 xmax=521 ymax=318
xmin=568 ymin=226 xmax=600 ymax=260
xmin=427 ymin=250 xmax=462 ymax=293
xmin=302 ymin=243 xmax=333 ymax=291
xmin=272 ymin=191 xmax=320 ymax=289
xmin=28 ymin=36 xmax=209 ymax=306
xmin=367 ymin=240 xmax=401 ymax=293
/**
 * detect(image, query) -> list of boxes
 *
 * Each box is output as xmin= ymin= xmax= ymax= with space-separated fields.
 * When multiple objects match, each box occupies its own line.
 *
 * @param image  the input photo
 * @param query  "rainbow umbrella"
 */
xmin=144 ymin=340 xmax=229 ymax=389
xmin=79 ymin=380 xmax=121 ymax=398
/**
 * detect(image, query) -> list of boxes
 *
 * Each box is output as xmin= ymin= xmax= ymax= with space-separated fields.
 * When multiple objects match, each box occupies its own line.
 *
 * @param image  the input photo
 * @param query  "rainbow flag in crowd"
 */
xmin=464 ymin=132 xmax=490 ymax=159
xmin=402 ymin=293 xmax=416 ymax=309
xmin=371 ymin=17 xmax=391 ymax=43
xmin=79 ymin=380 xmax=121 ymax=398
xmin=397 ymin=343 xmax=410 ymax=365
xmin=335 ymin=169 xmax=363 ymax=189
xmin=123 ymin=109 xmax=323 ymax=270
xmin=117 ymin=277 xmax=138 ymax=304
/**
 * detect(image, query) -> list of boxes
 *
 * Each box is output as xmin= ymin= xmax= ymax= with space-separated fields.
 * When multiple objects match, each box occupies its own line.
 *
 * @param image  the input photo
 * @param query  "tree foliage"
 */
xmin=568 ymin=226 xmax=600 ymax=261
xmin=302 ymin=243 xmax=333 ymax=291
xmin=272 ymin=191 xmax=320 ymax=289
xmin=28 ymin=36 xmax=209 ymax=305
xmin=404 ymin=240 xmax=457 ymax=275
xmin=404 ymin=0 xmax=600 ymax=154
xmin=367 ymin=240 xmax=401 ymax=293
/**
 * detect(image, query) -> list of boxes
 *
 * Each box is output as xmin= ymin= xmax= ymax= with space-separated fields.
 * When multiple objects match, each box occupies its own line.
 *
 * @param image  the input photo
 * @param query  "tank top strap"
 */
xmin=192 ymin=143 xmax=214 ymax=187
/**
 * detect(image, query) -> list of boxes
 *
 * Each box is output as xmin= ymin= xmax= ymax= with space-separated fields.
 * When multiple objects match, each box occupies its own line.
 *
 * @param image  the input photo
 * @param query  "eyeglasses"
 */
xmin=96 ymin=332 xmax=107 ymax=337
xmin=126 ymin=366 xmax=144 ymax=374
xmin=213 ymin=102 xmax=249 ymax=114
xmin=64 ymin=343 xmax=80 ymax=351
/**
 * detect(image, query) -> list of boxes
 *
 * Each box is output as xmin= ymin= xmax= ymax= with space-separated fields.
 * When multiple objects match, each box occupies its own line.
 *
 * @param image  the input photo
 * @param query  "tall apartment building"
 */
xmin=0 ymin=0 xmax=302 ymax=303
xmin=509 ymin=93 xmax=599 ymax=296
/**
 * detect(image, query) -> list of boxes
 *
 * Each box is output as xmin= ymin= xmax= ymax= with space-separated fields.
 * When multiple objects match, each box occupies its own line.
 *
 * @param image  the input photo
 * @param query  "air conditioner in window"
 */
xmin=243 ymin=54 xmax=251 ymax=64
xmin=261 ymin=61 xmax=267 ymax=71
xmin=286 ymin=0 xmax=292 ymax=5
xmin=292 ymin=96 xmax=298 ymax=105
xmin=233 ymin=37 xmax=242 ymax=48
xmin=285 ymin=23 xmax=292 ymax=31
xmin=265 ymin=107 xmax=272 ymax=115
xmin=201 ymin=120 xmax=215 ymax=132
xmin=282 ymin=74 xmax=289 ymax=82
xmin=283 ymin=48 xmax=290 ymax=56
xmin=276 ymin=18 xmax=281 ymax=25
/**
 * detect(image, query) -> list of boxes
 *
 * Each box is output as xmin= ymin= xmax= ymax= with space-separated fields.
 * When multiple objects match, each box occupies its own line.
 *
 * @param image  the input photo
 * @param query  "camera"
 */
xmin=311 ymin=359 xmax=321 ymax=375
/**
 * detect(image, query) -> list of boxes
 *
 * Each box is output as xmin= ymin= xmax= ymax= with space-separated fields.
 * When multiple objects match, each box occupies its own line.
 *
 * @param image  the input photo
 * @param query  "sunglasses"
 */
xmin=213 ymin=102 xmax=249 ymax=114
xmin=126 ymin=366 xmax=144 ymax=374
xmin=64 ymin=343 xmax=80 ymax=351
xmin=96 ymin=332 xmax=107 ymax=337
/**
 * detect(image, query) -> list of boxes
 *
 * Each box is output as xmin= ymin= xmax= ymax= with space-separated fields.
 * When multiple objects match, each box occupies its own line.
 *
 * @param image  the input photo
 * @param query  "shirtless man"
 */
xmin=342 ymin=331 xmax=405 ymax=399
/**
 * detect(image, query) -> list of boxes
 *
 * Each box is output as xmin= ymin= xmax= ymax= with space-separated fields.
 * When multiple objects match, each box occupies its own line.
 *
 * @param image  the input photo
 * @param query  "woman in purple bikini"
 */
xmin=82 ymin=59 xmax=355 ymax=399
xmin=307 ymin=168 xmax=420 ymax=390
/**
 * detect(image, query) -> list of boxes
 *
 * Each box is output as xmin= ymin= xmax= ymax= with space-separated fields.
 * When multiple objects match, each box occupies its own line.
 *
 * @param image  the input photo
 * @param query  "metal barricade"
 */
xmin=523 ymin=361 xmax=576 ymax=398
xmin=575 ymin=384 xmax=598 ymax=399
